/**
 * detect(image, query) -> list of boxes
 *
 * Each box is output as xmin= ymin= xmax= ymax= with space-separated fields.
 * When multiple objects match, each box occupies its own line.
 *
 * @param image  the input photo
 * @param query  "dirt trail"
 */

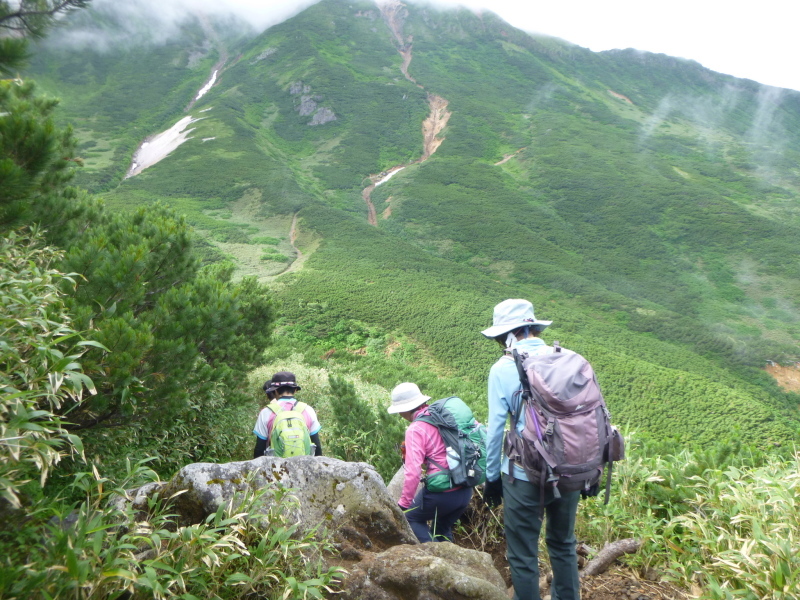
xmin=362 ymin=184 xmax=379 ymax=226
xmin=290 ymin=212 xmax=302 ymax=259
xmin=495 ymin=147 xmax=527 ymax=166
xmin=275 ymin=212 xmax=306 ymax=276
xmin=361 ymin=2 xmax=452 ymax=226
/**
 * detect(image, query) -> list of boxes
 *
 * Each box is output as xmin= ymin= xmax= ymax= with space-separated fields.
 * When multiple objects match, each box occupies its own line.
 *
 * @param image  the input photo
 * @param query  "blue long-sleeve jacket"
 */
xmin=486 ymin=337 xmax=553 ymax=482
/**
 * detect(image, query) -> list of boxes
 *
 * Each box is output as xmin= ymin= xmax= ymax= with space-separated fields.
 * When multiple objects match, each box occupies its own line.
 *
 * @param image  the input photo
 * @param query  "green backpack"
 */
xmin=269 ymin=400 xmax=312 ymax=457
xmin=415 ymin=396 xmax=487 ymax=492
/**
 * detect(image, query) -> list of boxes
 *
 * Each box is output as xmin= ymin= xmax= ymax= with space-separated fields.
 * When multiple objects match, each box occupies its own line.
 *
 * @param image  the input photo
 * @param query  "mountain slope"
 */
xmin=25 ymin=0 xmax=800 ymax=446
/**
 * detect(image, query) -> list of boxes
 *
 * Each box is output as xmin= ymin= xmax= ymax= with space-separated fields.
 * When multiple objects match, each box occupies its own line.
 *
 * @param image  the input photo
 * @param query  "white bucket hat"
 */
xmin=388 ymin=382 xmax=431 ymax=414
xmin=481 ymin=298 xmax=552 ymax=339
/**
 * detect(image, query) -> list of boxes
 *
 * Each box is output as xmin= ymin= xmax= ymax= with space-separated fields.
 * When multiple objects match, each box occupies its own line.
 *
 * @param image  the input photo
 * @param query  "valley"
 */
xmin=3 ymin=0 xmax=800 ymax=597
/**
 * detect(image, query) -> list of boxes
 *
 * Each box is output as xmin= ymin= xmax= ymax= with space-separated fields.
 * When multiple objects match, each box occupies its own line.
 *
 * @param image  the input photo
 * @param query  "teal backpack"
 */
xmin=415 ymin=396 xmax=487 ymax=492
xmin=269 ymin=400 xmax=313 ymax=457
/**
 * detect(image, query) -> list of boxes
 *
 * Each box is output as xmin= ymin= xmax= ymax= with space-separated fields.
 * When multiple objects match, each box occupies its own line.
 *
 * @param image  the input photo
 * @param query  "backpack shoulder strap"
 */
xmin=269 ymin=399 xmax=306 ymax=414
xmin=511 ymin=349 xmax=531 ymax=407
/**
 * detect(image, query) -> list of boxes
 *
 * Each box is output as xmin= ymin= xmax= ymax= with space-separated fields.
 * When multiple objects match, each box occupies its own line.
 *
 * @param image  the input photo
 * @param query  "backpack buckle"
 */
xmin=545 ymin=420 xmax=554 ymax=436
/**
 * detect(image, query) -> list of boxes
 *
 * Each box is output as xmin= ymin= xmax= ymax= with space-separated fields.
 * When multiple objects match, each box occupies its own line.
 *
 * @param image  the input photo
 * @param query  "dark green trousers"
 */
xmin=503 ymin=473 xmax=581 ymax=600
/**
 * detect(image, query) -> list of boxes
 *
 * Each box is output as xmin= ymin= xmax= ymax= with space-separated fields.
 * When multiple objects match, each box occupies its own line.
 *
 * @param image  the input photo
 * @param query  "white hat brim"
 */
xmin=481 ymin=320 xmax=552 ymax=339
xmin=387 ymin=394 xmax=431 ymax=414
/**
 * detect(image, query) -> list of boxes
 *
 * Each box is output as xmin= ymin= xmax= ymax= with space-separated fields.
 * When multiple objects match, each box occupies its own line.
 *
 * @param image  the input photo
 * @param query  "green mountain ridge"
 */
xmin=25 ymin=0 xmax=800 ymax=447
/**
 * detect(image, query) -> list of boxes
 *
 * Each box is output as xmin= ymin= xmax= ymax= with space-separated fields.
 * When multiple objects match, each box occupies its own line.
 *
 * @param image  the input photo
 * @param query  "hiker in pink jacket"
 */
xmin=388 ymin=382 xmax=472 ymax=543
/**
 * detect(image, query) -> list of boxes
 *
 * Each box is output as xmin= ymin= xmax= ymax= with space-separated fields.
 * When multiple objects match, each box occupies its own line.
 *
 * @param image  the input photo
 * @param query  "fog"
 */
xmin=50 ymin=0 xmax=322 ymax=49
xmin=106 ymin=0 xmax=322 ymax=32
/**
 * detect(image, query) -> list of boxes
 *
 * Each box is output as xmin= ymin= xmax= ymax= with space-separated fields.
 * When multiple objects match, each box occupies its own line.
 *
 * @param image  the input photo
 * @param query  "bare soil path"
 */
xmin=362 ymin=183 xmax=379 ymax=226
xmin=380 ymin=0 xmax=417 ymax=85
xmin=276 ymin=212 xmax=307 ymax=275
xmin=495 ymin=147 xmax=527 ymax=166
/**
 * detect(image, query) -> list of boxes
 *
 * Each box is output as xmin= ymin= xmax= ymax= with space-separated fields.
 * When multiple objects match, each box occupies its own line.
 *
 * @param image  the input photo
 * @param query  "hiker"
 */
xmin=253 ymin=371 xmax=323 ymax=458
xmin=481 ymin=299 xmax=580 ymax=600
xmin=388 ymin=382 xmax=473 ymax=543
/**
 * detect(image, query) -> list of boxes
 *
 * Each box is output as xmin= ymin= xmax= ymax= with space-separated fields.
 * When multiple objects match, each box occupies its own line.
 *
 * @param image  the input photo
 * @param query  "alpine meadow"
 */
xmin=3 ymin=0 xmax=800 ymax=598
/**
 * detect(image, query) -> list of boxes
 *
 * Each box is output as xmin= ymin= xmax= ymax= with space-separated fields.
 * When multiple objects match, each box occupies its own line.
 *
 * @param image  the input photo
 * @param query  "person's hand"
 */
xmin=482 ymin=477 xmax=503 ymax=508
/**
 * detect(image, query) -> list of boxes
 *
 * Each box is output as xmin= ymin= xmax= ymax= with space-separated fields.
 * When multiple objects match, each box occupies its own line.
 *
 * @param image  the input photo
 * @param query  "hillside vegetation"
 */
xmin=2 ymin=0 xmax=800 ymax=597
xmin=26 ymin=0 xmax=800 ymax=449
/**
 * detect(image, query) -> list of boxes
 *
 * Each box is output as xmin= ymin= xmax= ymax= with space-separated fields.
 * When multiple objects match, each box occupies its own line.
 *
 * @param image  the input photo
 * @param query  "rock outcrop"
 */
xmin=387 ymin=466 xmax=405 ymax=503
xmin=112 ymin=456 xmax=506 ymax=598
xmin=340 ymin=542 xmax=508 ymax=600
xmin=122 ymin=456 xmax=416 ymax=553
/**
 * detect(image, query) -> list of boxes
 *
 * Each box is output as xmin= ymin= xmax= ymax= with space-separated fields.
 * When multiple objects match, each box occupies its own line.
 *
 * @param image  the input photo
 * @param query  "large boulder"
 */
xmin=109 ymin=458 xmax=512 ymax=598
xmin=157 ymin=456 xmax=416 ymax=552
xmin=339 ymin=542 xmax=508 ymax=600
xmin=386 ymin=466 xmax=405 ymax=503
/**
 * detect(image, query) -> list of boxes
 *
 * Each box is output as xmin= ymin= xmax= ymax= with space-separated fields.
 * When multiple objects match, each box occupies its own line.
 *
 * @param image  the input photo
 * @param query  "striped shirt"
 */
xmin=253 ymin=397 xmax=322 ymax=442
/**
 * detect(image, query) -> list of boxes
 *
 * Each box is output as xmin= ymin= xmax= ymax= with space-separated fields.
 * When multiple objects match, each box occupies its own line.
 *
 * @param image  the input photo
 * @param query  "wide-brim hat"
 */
xmin=388 ymin=382 xmax=431 ymax=414
xmin=481 ymin=298 xmax=552 ymax=339
xmin=263 ymin=371 xmax=302 ymax=394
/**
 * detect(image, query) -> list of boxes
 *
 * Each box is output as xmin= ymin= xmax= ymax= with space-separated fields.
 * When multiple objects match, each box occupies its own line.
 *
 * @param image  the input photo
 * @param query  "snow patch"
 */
xmin=195 ymin=70 xmax=218 ymax=101
xmin=126 ymin=115 xmax=205 ymax=178
xmin=375 ymin=167 xmax=405 ymax=186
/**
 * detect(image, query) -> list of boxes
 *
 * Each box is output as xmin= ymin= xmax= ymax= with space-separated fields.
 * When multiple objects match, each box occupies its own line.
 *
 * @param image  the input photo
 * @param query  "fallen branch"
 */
xmin=581 ymin=538 xmax=642 ymax=577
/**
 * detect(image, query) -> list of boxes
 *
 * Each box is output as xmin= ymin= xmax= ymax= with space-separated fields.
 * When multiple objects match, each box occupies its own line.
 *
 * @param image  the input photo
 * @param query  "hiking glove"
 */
xmin=482 ymin=477 xmax=503 ymax=508
xmin=581 ymin=481 xmax=600 ymax=499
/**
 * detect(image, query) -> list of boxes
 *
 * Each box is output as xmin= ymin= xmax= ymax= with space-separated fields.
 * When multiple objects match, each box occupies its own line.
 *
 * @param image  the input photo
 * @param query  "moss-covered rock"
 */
xmin=340 ymin=542 xmax=507 ymax=600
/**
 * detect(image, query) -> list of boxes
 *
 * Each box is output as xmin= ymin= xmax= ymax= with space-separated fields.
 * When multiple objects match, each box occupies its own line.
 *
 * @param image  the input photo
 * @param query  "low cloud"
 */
xmin=639 ymin=96 xmax=673 ymax=142
xmin=127 ymin=0 xmax=322 ymax=31
xmin=49 ymin=0 xmax=322 ymax=49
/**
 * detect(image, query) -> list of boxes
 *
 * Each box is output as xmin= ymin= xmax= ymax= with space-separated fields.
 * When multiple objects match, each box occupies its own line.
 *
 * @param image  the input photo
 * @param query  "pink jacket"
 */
xmin=399 ymin=405 xmax=451 ymax=508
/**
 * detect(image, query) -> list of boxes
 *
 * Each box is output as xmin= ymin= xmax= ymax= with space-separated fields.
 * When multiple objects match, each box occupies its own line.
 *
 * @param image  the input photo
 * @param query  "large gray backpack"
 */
xmin=506 ymin=342 xmax=624 ymax=505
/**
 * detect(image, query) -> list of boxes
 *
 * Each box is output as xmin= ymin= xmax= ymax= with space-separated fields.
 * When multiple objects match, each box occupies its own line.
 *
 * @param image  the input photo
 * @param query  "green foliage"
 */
xmin=33 ymin=202 xmax=278 ymax=433
xmin=0 ymin=229 xmax=96 ymax=507
xmin=576 ymin=435 xmax=798 ymax=596
xmin=0 ymin=78 xmax=79 ymax=226
xmin=251 ymin=235 xmax=281 ymax=245
xmin=77 ymin=380 xmax=257 ymax=481
xmin=670 ymin=457 xmax=800 ymax=598
xmin=260 ymin=248 xmax=289 ymax=262
xmin=5 ymin=3 xmax=800 ymax=596
xmin=0 ymin=1 xmax=90 ymax=39
xmin=0 ymin=461 xmax=344 ymax=599
xmin=1 ymin=26 xmax=276 ymax=462
xmin=26 ymin=0 xmax=800 ymax=382
xmin=326 ymin=374 xmax=405 ymax=480
xmin=0 ymin=2 xmax=90 ymax=75
xmin=276 ymin=205 xmax=800 ymax=447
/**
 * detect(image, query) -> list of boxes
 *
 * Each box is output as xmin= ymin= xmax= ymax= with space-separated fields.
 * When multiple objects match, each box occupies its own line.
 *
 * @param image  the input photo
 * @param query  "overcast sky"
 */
xmin=441 ymin=0 xmax=800 ymax=93
xmin=92 ymin=0 xmax=800 ymax=92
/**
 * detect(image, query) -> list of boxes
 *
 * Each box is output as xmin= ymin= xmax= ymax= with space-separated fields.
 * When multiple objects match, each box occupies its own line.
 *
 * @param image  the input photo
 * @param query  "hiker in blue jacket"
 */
xmin=481 ymin=299 xmax=581 ymax=600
